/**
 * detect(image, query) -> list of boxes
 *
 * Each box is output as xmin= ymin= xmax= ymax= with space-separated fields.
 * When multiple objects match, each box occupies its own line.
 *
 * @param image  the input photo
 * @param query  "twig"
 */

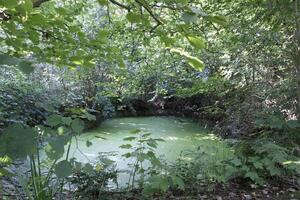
xmin=108 ymin=0 xmax=131 ymax=11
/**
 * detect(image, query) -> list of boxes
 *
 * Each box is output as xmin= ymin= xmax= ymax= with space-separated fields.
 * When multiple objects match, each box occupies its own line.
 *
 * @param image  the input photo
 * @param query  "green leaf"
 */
xmin=230 ymin=158 xmax=242 ymax=166
xmin=123 ymin=136 xmax=136 ymax=141
xmin=97 ymin=0 xmax=108 ymax=6
xmin=119 ymin=144 xmax=132 ymax=149
xmin=182 ymin=12 xmax=198 ymax=23
xmin=55 ymin=160 xmax=72 ymax=178
xmin=1 ymin=124 xmax=37 ymax=159
xmin=62 ymin=117 xmax=72 ymax=126
xmin=0 ymin=168 xmax=14 ymax=177
xmin=126 ymin=12 xmax=141 ymax=23
xmin=86 ymin=140 xmax=93 ymax=147
xmin=122 ymin=153 xmax=131 ymax=158
xmin=18 ymin=60 xmax=34 ymax=74
xmin=187 ymin=57 xmax=205 ymax=71
xmin=206 ymin=15 xmax=228 ymax=26
xmin=142 ymin=184 xmax=158 ymax=196
xmin=70 ymin=56 xmax=84 ymax=65
xmin=171 ymin=175 xmax=185 ymax=189
xmin=84 ymin=112 xmax=96 ymax=121
xmin=82 ymin=163 xmax=94 ymax=174
xmin=46 ymin=114 xmax=62 ymax=127
xmin=71 ymin=118 xmax=85 ymax=133
xmin=170 ymin=48 xmax=205 ymax=71
xmin=147 ymin=151 xmax=155 ymax=158
xmin=147 ymin=175 xmax=169 ymax=192
xmin=45 ymin=135 xmax=69 ymax=160
xmin=24 ymin=0 xmax=33 ymax=12
xmin=187 ymin=36 xmax=206 ymax=49
xmin=0 ymin=0 xmax=18 ymax=9
xmin=17 ymin=0 xmax=33 ymax=15
xmin=30 ymin=14 xmax=47 ymax=25
xmin=130 ymin=129 xmax=141 ymax=134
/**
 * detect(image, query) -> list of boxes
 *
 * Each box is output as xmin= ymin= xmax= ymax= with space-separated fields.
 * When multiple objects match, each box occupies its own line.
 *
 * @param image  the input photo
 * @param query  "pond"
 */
xmin=67 ymin=116 xmax=234 ymax=186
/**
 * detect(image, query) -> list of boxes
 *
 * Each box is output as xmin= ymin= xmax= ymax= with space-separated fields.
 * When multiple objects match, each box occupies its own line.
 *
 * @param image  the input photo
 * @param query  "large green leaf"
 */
xmin=126 ymin=12 xmax=142 ymax=24
xmin=18 ymin=61 xmax=34 ymax=74
xmin=206 ymin=15 xmax=228 ymax=26
xmin=170 ymin=48 xmax=205 ymax=71
xmin=45 ymin=135 xmax=69 ymax=160
xmin=55 ymin=160 xmax=72 ymax=178
xmin=187 ymin=36 xmax=206 ymax=49
xmin=0 ymin=0 xmax=18 ymax=9
xmin=1 ymin=124 xmax=37 ymax=159
xmin=0 ymin=54 xmax=34 ymax=74
xmin=46 ymin=114 xmax=62 ymax=127
xmin=187 ymin=57 xmax=204 ymax=71
xmin=71 ymin=118 xmax=85 ymax=133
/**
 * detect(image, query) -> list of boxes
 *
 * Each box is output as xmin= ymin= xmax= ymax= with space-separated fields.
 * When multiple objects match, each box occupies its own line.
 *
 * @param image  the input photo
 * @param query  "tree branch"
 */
xmin=135 ymin=0 xmax=163 ymax=25
xmin=108 ymin=0 xmax=131 ymax=11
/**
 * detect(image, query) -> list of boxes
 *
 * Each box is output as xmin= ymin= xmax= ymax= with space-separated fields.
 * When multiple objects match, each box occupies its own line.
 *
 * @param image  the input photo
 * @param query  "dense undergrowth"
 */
xmin=1 ymin=0 xmax=300 ymax=199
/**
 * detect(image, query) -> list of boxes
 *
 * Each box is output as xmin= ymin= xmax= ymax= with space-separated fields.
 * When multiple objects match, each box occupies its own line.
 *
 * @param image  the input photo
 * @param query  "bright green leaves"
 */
xmin=55 ymin=160 xmax=72 ymax=178
xmin=70 ymin=56 xmax=85 ymax=66
xmin=187 ymin=56 xmax=205 ymax=71
xmin=206 ymin=15 xmax=228 ymax=26
xmin=97 ymin=0 xmax=108 ymax=6
xmin=0 ymin=0 xmax=32 ymax=14
xmin=0 ymin=0 xmax=18 ymax=9
xmin=187 ymin=36 xmax=206 ymax=49
xmin=21 ymin=0 xmax=33 ymax=12
xmin=126 ymin=12 xmax=142 ymax=24
xmin=29 ymin=14 xmax=47 ymax=26
xmin=170 ymin=48 xmax=205 ymax=71
xmin=0 ymin=54 xmax=34 ymax=74
xmin=0 ymin=124 xmax=37 ymax=159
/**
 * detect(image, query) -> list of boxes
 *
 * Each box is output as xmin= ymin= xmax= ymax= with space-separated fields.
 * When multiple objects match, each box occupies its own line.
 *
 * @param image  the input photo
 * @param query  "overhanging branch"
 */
xmin=109 ymin=0 xmax=131 ymax=11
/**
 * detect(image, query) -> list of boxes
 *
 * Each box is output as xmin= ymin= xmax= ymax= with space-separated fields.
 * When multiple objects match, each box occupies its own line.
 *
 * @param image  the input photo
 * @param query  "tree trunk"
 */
xmin=295 ymin=0 xmax=300 ymax=119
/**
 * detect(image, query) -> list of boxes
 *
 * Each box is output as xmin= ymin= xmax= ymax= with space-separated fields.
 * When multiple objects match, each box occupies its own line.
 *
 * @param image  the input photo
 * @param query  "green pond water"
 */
xmin=67 ymin=116 xmax=234 ymax=186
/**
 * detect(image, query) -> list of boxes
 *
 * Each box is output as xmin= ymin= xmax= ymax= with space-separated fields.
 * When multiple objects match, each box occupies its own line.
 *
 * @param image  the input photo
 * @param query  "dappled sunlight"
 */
xmin=165 ymin=136 xmax=179 ymax=141
xmin=283 ymin=160 xmax=300 ymax=165
xmin=194 ymin=133 xmax=220 ymax=141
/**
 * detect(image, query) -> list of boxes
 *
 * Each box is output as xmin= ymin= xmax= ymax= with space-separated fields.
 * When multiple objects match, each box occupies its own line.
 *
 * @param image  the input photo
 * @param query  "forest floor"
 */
xmin=68 ymin=181 xmax=300 ymax=200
